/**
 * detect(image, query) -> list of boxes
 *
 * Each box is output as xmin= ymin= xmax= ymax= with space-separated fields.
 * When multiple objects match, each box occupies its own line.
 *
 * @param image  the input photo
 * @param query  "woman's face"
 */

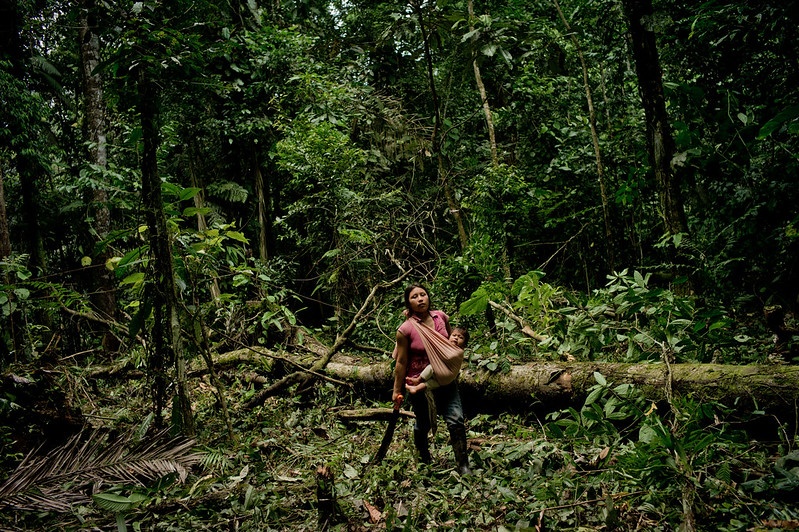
xmin=407 ymin=287 xmax=429 ymax=314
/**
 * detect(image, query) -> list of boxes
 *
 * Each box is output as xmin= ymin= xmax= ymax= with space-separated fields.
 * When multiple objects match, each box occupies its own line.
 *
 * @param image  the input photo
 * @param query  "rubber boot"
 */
xmin=414 ymin=429 xmax=431 ymax=464
xmin=449 ymin=425 xmax=472 ymax=476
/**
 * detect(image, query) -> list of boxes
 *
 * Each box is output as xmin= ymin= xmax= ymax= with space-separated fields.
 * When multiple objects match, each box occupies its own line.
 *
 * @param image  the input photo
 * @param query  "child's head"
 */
xmin=450 ymin=326 xmax=469 ymax=348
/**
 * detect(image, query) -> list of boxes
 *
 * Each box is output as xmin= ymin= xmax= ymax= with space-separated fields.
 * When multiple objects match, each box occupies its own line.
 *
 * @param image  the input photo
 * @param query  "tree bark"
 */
xmin=91 ymin=344 xmax=799 ymax=416
xmin=315 ymin=357 xmax=799 ymax=413
xmin=79 ymin=0 xmax=117 ymax=349
xmin=553 ymin=0 xmax=614 ymax=270
xmin=253 ymin=148 xmax=273 ymax=262
xmin=622 ymin=0 xmax=687 ymax=237
xmin=0 ymin=164 xmax=10 ymax=260
xmin=412 ymin=0 xmax=469 ymax=251
xmin=138 ymin=70 xmax=194 ymax=436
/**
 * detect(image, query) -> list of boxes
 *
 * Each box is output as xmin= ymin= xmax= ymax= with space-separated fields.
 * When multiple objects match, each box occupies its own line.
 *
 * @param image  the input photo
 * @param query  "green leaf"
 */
xmin=129 ymin=299 xmax=152 ymax=340
xmin=13 ymin=288 xmax=30 ymax=300
xmin=757 ymin=104 xmax=799 ymax=140
xmin=584 ymin=385 xmax=604 ymax=406
xmin=593 ymin=372 xmax=607 ymax=386
xmin=117 ymin=247 xmax=145 ymax=271
xmin=161 ymin=182 xmax=181 ymax=198
xmin=460 ymin=287 xmax=488 ymax=315
xmin=638 ymin=424 xmax=657 ymax=444
xmin=343 ymin=464 xmax=359 ymax=479
xmin=232 ymin=274 xmax=250 ymax=287
xmin=182 ymin=207 xmax=211 ymax=217
xmin=178 ymin=187 xmax=201 ymax=201
xmin=707 ymin=320 xmax=726 ymax=332
xmin=460 ymin=29 xmax=479 ymax=42
xmin=225 ymin=231 xmax=249 ymax=244
xmin=92 ymin=492 xmax=147 ymax=513
xmin=120 ymin=272 xmax=145 ymax=287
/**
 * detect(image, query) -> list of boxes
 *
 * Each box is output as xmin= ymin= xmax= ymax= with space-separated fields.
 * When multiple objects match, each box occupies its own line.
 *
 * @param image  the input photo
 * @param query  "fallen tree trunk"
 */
xmin=318 ymin=357 xmax=799 ymax=413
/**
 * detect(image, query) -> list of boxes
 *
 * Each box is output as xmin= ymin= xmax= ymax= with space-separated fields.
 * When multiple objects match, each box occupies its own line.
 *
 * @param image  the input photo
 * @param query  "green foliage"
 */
xmin=545 ymin=372 xmax=785 ymax=530
xmin=547 ymin=372 xmax=647 ymax=446
xmin=5 ymin=0 xmax=799 ymax=527
xmin=6 ymin=373 xmax=787 ymax=531
xmin=458 ymin=269 xmax=742 ymax=365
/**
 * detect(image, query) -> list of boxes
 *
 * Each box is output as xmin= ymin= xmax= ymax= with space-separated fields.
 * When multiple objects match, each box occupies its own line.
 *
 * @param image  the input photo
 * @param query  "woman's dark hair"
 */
xmin=452 ymin=326 xmax=470 ymax=347
xmin=403 ymin=283 xmax=431 ymax=312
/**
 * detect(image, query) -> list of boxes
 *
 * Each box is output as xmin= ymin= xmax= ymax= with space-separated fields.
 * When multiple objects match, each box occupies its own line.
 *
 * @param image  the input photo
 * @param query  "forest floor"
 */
xmin=3 ymin=349 xmax=799 ymax=531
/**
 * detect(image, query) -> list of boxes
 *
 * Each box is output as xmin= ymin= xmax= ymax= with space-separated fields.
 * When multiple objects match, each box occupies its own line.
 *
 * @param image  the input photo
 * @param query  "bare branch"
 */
xmin=245 ymin=270 xmax=412 ymax=408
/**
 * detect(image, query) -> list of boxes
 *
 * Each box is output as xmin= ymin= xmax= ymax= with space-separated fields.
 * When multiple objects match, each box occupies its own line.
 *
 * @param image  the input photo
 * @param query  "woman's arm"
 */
xmin=393 ymin=330 xmax=409 ymax=402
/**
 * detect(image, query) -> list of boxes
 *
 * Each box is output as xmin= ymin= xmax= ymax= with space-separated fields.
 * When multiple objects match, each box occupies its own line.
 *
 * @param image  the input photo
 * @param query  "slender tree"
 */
xmin=411 ymin=0 xmax=468 ymax=251
xmin=468 ymin=0 xmax=498 ymax=167
xmin=0 ymin=164 xmax=9 ymax=260
xmin=138 ymin=69 xmax=194 ymax=436
xmin=253 ymin=149 xmax=273 ymax=262
xmin=622 ymin=0 xmax=687 ymax=238
xmin=553 ymin=0 xmax=615 ymax=270
xmin=467 ymin=0 xmax=513 ymax=284
xmin=78 ymin=0 xmax=117 ymax=349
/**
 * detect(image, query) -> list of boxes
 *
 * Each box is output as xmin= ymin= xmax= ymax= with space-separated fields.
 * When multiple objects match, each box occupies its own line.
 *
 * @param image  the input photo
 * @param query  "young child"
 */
xmin=405 ymin=326 xmax=469 ymax=394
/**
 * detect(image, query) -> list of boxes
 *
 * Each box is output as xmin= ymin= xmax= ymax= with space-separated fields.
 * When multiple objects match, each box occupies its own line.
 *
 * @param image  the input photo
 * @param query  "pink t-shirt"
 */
xmin=398 ymin=310 xmax=449 ymax=378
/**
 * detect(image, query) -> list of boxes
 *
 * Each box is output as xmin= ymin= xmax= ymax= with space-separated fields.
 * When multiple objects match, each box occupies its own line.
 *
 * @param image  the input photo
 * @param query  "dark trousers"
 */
xmin=409 ymin=380 xmax=465 ymax=435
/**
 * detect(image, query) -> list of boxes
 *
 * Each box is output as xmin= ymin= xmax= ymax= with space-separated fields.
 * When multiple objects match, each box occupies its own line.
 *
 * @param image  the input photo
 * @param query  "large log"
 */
xmin=321 ymin=357 xmax=799 ymax=414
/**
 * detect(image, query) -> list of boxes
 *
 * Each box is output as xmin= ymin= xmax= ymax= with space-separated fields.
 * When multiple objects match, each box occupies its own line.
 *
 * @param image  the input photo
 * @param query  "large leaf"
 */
xmin=0 ymin=430 xmax=203 ymax=512
xmin=460 ymin=286 xmax=489 ymax=316
xmin=757 ymin=104 xmax=799 ymax=140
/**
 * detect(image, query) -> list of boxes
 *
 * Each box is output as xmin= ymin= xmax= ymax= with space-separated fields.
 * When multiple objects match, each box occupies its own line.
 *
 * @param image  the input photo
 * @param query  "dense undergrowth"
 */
xmin=3 ymin=271 xmax=799 ymax=530
xmin=3 ymin=359 xmax=799 ymax=531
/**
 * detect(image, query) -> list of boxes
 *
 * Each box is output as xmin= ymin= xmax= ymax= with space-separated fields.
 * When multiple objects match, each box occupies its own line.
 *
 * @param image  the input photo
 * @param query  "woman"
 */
xmin=393 ymin=284 xmax=472 ymax=475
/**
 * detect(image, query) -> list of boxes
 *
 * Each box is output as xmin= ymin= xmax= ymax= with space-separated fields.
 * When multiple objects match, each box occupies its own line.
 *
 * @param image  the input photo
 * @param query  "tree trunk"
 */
xmin=79 ymin=1 xmax=117 ymax=349
xmin=187 ymin=145 xmax=221 ymax=301
xmin=2 ymin=0 xmax=45 ymax=274
xmin=622 ymin=0 xmax=687 ymax=238
xmin=468 ymin=0 xmax=498 ymax=167
xmin=18 ymin=157 xmax=46 ymax=273
xmin=313 ymin=357 xmax=799 ymax=414
xmin=0 ymin=165 xmax=9 ymax=260
xmin=253 ymin=148 xmax=273 ymax=262
xmin=554 ymin=0 xmax=614 ymax=271
xmin=0 ymin=165 xmax=18 ymax=361
xmin=413 ymin=0 xmax=468 ymax=251
xmin=137 ymin=70 xmax=194 ymax=436
xmin=467 ymin=0 xmax=512 ymax=283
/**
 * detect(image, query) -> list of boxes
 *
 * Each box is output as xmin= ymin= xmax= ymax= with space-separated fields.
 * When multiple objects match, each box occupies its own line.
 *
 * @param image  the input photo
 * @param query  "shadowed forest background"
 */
xmin=2 ymin=0 xmax=799 ymax=530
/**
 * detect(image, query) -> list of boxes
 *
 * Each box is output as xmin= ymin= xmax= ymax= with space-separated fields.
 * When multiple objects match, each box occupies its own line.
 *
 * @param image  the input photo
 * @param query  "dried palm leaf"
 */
xmin=0 ymin=429 xmax=203 ymax=512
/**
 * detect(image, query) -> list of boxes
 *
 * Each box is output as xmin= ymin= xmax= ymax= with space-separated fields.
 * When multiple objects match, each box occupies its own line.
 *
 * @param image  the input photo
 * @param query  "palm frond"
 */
xmin=0 ymin=429 xmax=203 ymax=512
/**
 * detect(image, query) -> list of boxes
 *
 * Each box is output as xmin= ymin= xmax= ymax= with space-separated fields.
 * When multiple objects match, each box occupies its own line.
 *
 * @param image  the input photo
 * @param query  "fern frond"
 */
xmin=0 ymin=429 xmax=203 ymax=512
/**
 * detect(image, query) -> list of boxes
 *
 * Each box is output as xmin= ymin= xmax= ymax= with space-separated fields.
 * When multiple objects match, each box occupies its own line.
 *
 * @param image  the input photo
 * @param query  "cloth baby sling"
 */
xmin=409 ymin=318 xmax=464 ymax=386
